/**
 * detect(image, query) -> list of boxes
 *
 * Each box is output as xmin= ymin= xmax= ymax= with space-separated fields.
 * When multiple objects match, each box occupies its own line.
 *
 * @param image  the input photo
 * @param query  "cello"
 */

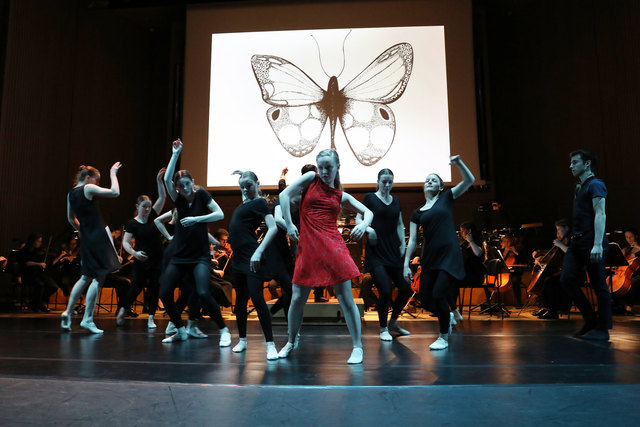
xmin=611 ymin=256 xmax=639 ymax=297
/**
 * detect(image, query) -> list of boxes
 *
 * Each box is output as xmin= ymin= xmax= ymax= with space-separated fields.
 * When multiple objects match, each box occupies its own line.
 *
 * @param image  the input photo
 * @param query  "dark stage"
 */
xmin=1 ymin=312 xmax=640 ymax=425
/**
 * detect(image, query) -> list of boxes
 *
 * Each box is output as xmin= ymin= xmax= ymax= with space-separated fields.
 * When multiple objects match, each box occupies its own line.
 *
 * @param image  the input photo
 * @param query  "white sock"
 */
xmin=266 ymin=341 xmax=278 ymax=360
xmin=148 ymin=315 xmax=156 ymax=329
xmin=233 ymin=338 xmax=247 ymax=353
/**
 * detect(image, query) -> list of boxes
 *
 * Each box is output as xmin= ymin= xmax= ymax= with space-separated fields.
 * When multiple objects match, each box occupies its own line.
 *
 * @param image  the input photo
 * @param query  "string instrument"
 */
xmin=611 ymin=256 xmax=639 ymax=297
xmin=411 ymin=265 xmax=421 ymax=293
xmin=527 ymin=246 xmax=560 ymax=295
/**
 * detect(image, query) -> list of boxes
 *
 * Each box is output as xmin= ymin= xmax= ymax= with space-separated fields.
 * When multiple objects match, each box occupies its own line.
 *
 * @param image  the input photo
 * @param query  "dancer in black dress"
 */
xmin=61 ymin=163 xmax=122 ymax=334
xmin=404 ymin=155 xmax=474 ymax=350
xmin=229 ymin=171 xmax=280 ymax=360
xmin=159 ymin=139 xmax=231 ymax=345
xmin=358 ymin=169 xmax=412 ymax=341
xmin=117 ymin=167 xmax=167 ymax=329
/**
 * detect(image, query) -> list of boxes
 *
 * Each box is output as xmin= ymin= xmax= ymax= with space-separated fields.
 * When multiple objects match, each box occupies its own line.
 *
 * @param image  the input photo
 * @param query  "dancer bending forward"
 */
xmin=278 ymin=149 xmax=373 ymax=364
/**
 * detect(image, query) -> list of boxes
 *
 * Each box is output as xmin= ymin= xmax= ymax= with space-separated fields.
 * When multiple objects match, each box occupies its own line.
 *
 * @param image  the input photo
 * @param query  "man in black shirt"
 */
xmin=560 ymin=149 xmax=612 ymax=340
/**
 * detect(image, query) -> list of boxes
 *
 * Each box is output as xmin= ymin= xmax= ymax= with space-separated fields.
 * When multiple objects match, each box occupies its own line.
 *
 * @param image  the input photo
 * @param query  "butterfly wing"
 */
xmin=251 ymin=55 xmax=328 ymax=156
xmin=338 ymin=43 xmax=413 ymax=166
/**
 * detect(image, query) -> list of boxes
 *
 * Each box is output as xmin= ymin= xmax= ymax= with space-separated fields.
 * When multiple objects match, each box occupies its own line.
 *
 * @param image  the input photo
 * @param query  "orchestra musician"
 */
xmin=455 ymin=222 xmax=485 ymax=320
xmin=17 ymin=233 xmax=59 ymax=312
xmin=618 ymin=228 xmax=640 ymax=314
xmin=560 ymin=149 xmax=612 ymax=340
xmin=530 ymin=219 xmax=571 ymax=319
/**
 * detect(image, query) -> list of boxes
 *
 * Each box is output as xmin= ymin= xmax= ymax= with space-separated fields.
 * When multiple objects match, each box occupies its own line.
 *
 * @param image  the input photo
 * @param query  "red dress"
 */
xmin=293 ymin=174 xmax=361 ymax=287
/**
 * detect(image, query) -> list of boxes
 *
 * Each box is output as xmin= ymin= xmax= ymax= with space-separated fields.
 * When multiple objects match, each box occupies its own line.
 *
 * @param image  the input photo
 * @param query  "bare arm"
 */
xmin=397 ymin=213 xmax=406 ymax=257
xmin=164 ymin=139 xmax=182 ymax=202
xmin=591 ymin=197 xmax=606 ymax=262
xmin=154 ymin=210 xmax=174 ymax=240
xmin=67 ymin=195 xmax=80 ymax=231
xmin=153 ymin=168 xmax=167 ymax=214
xmin=279 ymin=171 xmax=316 ymax=242
xmin=250 ymin=214 xmax=278 ymax=273
xmin=403 ymin=221 xmax=418 ymax=281
xmin=274 ymin=204 xmax=287 ymax=231
xmin=123 ymin=231 xmax=149 ymax=261
xmin=84 ymin=162 xmax=122 ymax=199
xmin=450 ymin=156 xmax=475 ymax=200
xmin=180 ymin=196 xmax=224 ymax=227
xmin=467 ymin=234 xmax=484 ymax=257
xmin=342 ymin=193 xmax=373 ymax=241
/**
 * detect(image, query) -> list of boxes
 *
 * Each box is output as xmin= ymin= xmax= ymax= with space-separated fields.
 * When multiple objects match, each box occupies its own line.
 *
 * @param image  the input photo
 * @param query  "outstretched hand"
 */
xmin=172 ymin=138 xmax=183 ymax=154
xmin=156 ymin=167 xmax=166 ymax=180
xmin=110 ymin=162 xmax=122 ymax=175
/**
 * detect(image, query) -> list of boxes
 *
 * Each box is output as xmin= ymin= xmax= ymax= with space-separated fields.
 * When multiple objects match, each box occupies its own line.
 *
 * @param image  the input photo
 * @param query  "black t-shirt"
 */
xmin=17 ymin=248 xmax=43 ymax=280
xmin=410 ymin=190 xmax=465 ymax=280
xmin=573 ymin=176 xmax=607 ymax=240
xmin=460 ymin=241 xmax=485 ymax=285
xmin=170 ymin=187 xmax=213 ymax=262
xmin=362 ymin=193 xmax=403 ymax=271
xmin=229 ymin=198 xmax=271 ymax=276
xmin=271 ymin=200 xmax=295 ymax=273
xmin=125 ymin=209 xmax=163 ymax=263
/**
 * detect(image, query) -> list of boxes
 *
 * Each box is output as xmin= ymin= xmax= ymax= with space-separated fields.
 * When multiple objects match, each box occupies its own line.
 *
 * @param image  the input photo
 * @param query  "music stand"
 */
xmin=480 ymin=253 xmax=511 ymax=319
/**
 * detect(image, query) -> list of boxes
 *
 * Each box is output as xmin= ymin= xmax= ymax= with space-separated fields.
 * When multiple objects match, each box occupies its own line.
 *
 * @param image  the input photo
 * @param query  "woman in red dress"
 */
xmin=277 ymin=149 xmax=373 ymax=364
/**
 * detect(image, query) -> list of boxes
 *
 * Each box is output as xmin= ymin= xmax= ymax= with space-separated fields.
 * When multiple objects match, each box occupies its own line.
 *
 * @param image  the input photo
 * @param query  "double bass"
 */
xmin=611 ymin=256 xmax=639 ymax=297
xmin=527 ymin=246 xmax=562 ymax=295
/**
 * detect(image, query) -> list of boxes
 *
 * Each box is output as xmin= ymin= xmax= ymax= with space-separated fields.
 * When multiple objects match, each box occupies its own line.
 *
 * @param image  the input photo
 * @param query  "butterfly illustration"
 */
xmin=251 ymin=42 xmax=413 ymax=166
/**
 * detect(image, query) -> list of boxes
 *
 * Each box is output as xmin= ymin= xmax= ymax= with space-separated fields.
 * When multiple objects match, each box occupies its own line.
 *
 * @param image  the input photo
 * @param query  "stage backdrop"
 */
xmin=184 ymin=0 xmax=479 ymax=190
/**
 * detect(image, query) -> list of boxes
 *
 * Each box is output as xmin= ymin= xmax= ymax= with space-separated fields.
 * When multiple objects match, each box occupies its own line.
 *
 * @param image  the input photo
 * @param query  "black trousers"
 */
xmin=369 ymin=264 xmax=412 ymax=327
xmin=560 ymin=239 xmax=612 ymax=329
xmin=122 ymin=260 xmax=161 ymax=315
xmin=419 ymin=269 xmax=453 ymax=334
xmin=233 ymin=271 xmax=273 ymax=341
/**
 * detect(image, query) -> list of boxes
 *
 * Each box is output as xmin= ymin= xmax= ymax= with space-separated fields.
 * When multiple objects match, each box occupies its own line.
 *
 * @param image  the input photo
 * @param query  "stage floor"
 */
xmin=1 ymin=311 xmax=640 ymax=425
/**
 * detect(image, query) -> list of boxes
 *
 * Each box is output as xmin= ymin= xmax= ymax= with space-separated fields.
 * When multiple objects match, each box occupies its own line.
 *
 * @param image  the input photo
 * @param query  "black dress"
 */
xmin=362 ymin=193 xmax=403 ymax=272
xmin=68 ymin=185 xmax=120 ymax=277
xmin=170 ymin=187 xmax=212 ymax=264
xmin=410 ymin=190 xmax=464 ymax=280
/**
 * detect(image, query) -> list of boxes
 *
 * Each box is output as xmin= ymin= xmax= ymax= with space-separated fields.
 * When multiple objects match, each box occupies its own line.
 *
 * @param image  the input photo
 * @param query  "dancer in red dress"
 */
xmin=277 ymin=149 xmax=373 ymax=364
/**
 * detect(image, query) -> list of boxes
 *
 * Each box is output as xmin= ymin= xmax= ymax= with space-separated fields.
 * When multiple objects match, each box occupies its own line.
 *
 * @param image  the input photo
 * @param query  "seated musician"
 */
xmin=209 ymin=229 xmax=233 ymax=308
xmin=531 ymin=219 xmax=571 ymax=319
xmin=17 ymin=233 xmax=59 ymax=312
xmin=620 ymin=228 xmax=640 ymax=314
xmin=455 ymin=222 xmax=486 ymax=317
xmin=500 ymin=234 xmax=527 ymax=308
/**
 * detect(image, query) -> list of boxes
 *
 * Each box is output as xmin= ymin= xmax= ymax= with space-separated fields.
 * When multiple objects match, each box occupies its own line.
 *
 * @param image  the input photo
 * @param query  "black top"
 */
xmin=460 ymin=241 xmax=485 ymax=285
xmin=170 ymin=187 xmax=212 ymax=263
xmin=271 ymin=200 xmax=295 ymax=274
xmin=362 ymin=193 xmax=403 ymax=272
xmin=125 ymin=209 xmax=164 ymax=263
xmin=573 ymin=176 xmax=607 ymax=241
xmin=17 ymin=248 xmax=44 ymax=281
xmin=410 ymin=190 xmax=465 ymax=280
xmin=229 ymin=197 xmax=275 ymax=277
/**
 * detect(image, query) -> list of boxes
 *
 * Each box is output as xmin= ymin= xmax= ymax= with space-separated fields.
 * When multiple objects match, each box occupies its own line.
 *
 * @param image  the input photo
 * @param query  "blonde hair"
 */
xmin=316 ymin=149 xmax=342 ymax=189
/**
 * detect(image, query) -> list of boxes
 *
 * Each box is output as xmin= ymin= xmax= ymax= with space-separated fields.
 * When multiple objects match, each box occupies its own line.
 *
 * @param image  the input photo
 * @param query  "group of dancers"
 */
xmin=59 ymin=139 xmax=613 ymax=363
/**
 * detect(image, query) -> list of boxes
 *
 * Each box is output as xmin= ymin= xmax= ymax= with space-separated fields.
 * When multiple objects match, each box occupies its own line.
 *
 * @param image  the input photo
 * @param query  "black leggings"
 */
xmin=121 ymin=261 xmax=160 ymax=315
xmin=160 ymin=262 xmax=225 ymax=329
xmin=419 ymin=269 xmax=452 ymax=334
xmin=233 ymin=272 xmax=273 ymax=341
xmin=369 ymin=265 xmax=412 ymax=327
xmin=268 ymin=269 xmax=293 ymax=319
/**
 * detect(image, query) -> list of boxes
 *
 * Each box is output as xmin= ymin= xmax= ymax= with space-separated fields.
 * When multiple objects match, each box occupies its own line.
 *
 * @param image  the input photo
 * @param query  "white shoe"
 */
xmin=219 ymin=327 xmax=231 ymax=347
xmin=388 ymin=319 xmax=410 ymax=336
xmin=165 ymin=321 xmax=177 ymax=336
xmin=162 ymin=327 xmax=188 ymax=343
xmin=116 ymin=307 xmax=125 ymax=326
xmin=148 ymin=315 xmax=157 ymax=329
xmin=278 ymin=342 xmax=294 ymax=358
xmin=232 ymin=338 xmax=247 ymax=353
xmin=187 ymin=326 xmax=208 ymax=339
xmin=347 ymin=347 xmax=363 ymax=364
xmin=61 ymin=312 xmax=71 ymax=331
xmin=453 ymin=309 xmax=463 ymax=322
xmin=429 ymin=334 xmax=449 ymax=351
xmin=266 ymin=342 xmax=278 ymax=360
xmin=80 ymin=320 xmax=103 ymax=334
xmin=448 ymin=312 xmax=454 ymax=334
xmin=380 ymin=328 xmax=393 ymax=341
xmin=293 ymin=332 xmax=301 ymax=349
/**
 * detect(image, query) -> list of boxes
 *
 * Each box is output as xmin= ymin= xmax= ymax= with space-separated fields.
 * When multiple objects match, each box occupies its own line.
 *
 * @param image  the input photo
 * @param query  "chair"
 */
xmin=478 ymin=259 xmax=511 ymax=319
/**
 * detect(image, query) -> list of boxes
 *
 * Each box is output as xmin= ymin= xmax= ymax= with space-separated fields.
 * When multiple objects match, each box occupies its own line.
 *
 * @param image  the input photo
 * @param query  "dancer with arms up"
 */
xmin=357 ymin=168 xmax=412 ymax=341
xmin=159 ymin=139 xmax=231 ymax=345
xmin=404 ymin=155 xmax=474 ymax=350
xmin=278 ymin=149 xmax=373 ymax=364
xmin=61 ymin=163 xmax=123 ymax=333
xmin=117 ymin=167 xmax=167 ymax=329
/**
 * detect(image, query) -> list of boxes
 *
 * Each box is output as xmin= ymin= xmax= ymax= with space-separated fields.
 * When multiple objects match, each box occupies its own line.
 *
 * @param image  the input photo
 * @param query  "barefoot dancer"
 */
xmin=278 ymin=149 xmax=373 ymax=364
xmin=61 ymin=163 xmax=123 ymax=334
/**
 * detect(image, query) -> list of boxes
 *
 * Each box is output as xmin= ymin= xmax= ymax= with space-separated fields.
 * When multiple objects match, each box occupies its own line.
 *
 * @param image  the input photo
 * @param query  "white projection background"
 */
xmin=207 ymin=26 xmax=451 ymax=188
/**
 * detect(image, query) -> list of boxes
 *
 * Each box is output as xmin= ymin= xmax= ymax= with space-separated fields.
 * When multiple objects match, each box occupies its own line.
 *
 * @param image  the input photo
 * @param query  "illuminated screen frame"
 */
xmin=184 ymin=0 xmax=479 ymax=191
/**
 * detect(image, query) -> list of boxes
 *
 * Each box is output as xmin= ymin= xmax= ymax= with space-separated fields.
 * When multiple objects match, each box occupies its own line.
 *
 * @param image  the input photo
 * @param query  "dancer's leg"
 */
xmin=333 ymin=280 xmax=362 ymax=348
xmin=64 ymin=275 xmax=92 ymax=315
xmin=287 ymin=284 xmax=311 ymax=343
xmin=247 ymin=275 xmax=274 ymax=342
xmin=193 ymin=263 xmax=226 ymax=329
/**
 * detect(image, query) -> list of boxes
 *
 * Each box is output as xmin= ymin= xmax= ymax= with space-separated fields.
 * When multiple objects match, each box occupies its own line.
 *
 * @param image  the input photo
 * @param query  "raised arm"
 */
xmin=341 ymin=193 xmax=373 ymax=242
xmin=179 ymin=196 xmax=224 ymax=228
xmin=450 ymin=156 xmax=475 ymax=200
xmin=403 ymin=221 xmax=418 ymax=281
xmin=153 ymin=167 xmax=167 ymax=214
xmin=164 ymin=139 xmax=182 ymax=202
xmin=67 ymin=195 xmax=80 ymax=232
xmin=279 ymin=171 xmax=316 ymax=242
xmin=250 ymin=214 xmax=278 ymax=273
xmin=85 ymin=162 xmax=122 ymax=199
xmin=154 ymin=210 xmax=174 ymax=241
xmin=591 ymin=197 xmax=606 ymax=262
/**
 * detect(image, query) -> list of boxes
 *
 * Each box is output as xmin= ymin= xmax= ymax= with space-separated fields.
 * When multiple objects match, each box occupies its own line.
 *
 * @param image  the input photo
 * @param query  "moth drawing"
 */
xmin=251 ymin=41 xmax=413 ymax=166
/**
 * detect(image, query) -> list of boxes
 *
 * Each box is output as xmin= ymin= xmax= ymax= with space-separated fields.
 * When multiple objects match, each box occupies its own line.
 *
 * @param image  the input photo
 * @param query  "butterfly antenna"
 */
xmin=337 ymin=30 xmax=352 ymax=78
xmin=311 ymin=35 xmax=330 ymax=78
